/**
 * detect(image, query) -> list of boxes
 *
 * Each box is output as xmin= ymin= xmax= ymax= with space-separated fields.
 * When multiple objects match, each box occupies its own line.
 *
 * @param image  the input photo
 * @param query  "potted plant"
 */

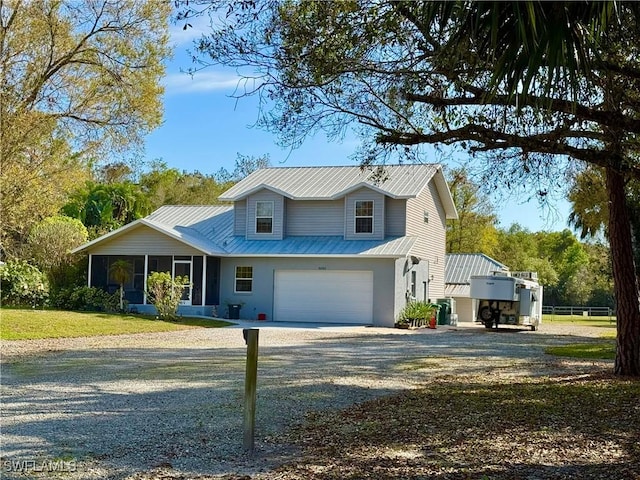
xmin=395 ymin=316 xmax=411 ymax=329
xmin=396 ymin=301 xmax=440 ymax=329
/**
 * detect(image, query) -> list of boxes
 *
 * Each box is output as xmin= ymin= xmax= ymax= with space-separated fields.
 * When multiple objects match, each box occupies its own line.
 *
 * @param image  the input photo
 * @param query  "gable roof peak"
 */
xmin=219 ymin=163 xmax=444 ymax=201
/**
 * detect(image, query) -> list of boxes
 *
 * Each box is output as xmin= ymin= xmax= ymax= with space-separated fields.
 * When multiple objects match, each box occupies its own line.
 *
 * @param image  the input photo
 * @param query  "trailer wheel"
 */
xmin=479 ymin=306 xmax=492 ymax=321
xmin=479 ymin=306 xmax=493 ymax=328
xmin=480 ymin=307 xmax=494 ymax=329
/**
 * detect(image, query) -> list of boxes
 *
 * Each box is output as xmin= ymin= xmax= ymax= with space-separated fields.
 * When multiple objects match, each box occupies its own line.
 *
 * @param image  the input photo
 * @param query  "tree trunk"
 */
xmin=606 ymin=166 xmax=640 ymax=376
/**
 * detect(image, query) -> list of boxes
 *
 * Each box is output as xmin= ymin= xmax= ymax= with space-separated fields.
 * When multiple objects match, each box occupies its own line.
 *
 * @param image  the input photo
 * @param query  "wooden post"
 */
xmin=243 ymin=328 xmax=259 ymax=453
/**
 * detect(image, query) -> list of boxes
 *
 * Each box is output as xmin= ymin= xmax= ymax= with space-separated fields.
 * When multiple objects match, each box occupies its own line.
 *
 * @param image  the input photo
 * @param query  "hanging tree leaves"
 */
xmin=189 ymin=0 xmax=640 ymax=375
xmin=0 ymin=0 xmax=171 ymax=256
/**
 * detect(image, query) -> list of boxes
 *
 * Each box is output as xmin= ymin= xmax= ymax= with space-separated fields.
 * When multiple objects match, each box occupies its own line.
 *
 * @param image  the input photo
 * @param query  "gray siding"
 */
xmin=344 ymin=188 xmax=385 ymax=240
xmin=219 ymin=257 xmax=398 ymax=327
xmin=88 ymin=225 xmax=202 ymax=256
xmin=406 ymin=181 xmax=447 ymax=299
xmin=246 ymin=190 xmax=284 ymax=240
xmin=412 ymin=260 xmax=430 ymax=303
xmin=393 ymin=257 xmax=431 ymax=321
xmin=285 ymin=199 xmax=344 ymax=236
xmin=393 ymin=258 xmax=407 ymax=320
xmin=234 ymin=200 xmax=247 ymax=236
xmin=385 ymin=197 xmax=406 ymax=236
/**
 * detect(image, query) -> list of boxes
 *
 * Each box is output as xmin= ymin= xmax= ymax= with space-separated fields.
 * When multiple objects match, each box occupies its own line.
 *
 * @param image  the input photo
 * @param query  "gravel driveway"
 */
xmin=0 ymin=322 xmax=611 ymax=479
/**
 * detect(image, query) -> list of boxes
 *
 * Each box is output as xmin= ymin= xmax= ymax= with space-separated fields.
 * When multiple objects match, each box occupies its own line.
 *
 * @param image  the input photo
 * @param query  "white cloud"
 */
xmin=163 ymin=70 xmax=243 ymax=94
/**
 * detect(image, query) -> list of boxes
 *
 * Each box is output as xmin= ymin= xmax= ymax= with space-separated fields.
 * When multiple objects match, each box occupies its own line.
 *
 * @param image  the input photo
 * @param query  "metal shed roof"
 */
xmin=444 ymin=284 xmax=470 ymax=297
xmin=445 ymin=253 xmax=509 ymax=285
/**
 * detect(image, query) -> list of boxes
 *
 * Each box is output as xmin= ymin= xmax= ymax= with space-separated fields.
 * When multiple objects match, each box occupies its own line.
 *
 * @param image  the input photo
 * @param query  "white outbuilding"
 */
xmin=444 ymin=253 xmax=509 ymax=323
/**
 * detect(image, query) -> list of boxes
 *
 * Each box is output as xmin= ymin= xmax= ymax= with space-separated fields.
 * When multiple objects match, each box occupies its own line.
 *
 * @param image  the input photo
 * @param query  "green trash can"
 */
xmin=436 ymin=299 xmax=452 ymax=325
xmin=228 ymin=304 xmax=242 ymax=320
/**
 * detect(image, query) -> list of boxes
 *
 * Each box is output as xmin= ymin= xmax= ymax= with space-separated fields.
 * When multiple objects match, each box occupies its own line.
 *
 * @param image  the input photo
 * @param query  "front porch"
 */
xmin=88 ymin=254 xmax=221 ymax=315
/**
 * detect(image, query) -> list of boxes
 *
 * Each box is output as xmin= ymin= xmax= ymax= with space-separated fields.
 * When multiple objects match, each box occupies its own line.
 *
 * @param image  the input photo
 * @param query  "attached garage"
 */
xmin=274 ymin=270 xmax=374 ymax=324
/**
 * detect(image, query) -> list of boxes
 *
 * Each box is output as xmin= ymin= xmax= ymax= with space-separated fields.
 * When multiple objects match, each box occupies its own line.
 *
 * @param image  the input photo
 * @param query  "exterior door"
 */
xmin=173 ymin=260 xmax=192 ymax=305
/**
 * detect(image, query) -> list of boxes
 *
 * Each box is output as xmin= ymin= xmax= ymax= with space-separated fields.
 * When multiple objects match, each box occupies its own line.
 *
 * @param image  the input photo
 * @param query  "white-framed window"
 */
xmin=235 ymin=266 xmax=253 ymax=293
xmin=255 ymin=201 xmax=274 ymax=234
xmin=355 ymin=200 xmax=374 ymax=233
xmin=410 ymin=271 xmax=417 ymax=298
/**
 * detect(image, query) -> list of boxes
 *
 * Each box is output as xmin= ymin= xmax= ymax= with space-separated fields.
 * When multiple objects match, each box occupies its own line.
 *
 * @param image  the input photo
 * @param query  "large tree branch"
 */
xmin=405 ymin=89 xmax=640 ymax=134
xmin=377 ymin=124 xmax=640 ymax=180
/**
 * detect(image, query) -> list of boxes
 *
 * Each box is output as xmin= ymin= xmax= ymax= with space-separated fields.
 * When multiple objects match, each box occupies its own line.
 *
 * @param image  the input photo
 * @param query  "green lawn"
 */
xmin=0 ymin=308 xmax=232 ymax=340
xmin=542 ymin=314 xmax=617 ymax=360
xmin=545 ymin=341 xmax=617 ymax=360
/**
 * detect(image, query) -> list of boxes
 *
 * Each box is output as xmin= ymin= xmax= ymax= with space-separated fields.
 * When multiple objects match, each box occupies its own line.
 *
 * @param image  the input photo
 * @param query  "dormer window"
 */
xmin=256 ymin=201 xmax=274 ymax=233
xmin=355 ymin=200 xmax=374 ymax=233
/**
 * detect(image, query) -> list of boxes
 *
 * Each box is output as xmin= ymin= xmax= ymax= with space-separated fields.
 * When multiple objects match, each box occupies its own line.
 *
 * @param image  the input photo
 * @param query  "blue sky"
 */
xmin=144 ymin=19 xmax=572 ymax=233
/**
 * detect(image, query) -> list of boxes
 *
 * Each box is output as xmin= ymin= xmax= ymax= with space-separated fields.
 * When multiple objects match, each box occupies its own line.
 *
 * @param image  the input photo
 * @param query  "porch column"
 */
xmin=143 ymin=254 xmax=148 ymax=304
xmin=87 ymin=254 xmax=92 ymax=287
xmin=202 ymin=255 xmax=207 ymax=305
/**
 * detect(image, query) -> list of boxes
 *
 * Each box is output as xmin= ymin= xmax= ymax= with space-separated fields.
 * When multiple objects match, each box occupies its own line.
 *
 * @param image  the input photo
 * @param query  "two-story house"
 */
xmin=73 ymin=164 xmax=457 ymax=327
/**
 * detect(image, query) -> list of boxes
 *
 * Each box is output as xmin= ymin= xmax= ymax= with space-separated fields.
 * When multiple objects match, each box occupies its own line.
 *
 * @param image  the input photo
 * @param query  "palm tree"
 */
xmin=415 ymin=1 xmax=621 ymax=99
xmin=110 ymin=259 xmax=132 ymax=312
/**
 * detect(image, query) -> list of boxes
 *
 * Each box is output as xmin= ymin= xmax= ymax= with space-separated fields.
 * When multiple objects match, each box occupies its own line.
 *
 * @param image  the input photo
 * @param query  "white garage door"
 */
xmin=274 ymin=270 xmax=373 ymax=324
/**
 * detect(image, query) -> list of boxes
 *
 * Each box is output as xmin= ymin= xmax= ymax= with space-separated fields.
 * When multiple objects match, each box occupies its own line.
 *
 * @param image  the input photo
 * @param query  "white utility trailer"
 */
xmin=469 ymin=272 xmax=543 ymax=331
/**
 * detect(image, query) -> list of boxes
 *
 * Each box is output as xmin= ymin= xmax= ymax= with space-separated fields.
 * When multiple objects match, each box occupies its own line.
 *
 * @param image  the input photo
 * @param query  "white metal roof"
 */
xmin=220 ymin=164 xmax=457 ymax=220
xmin=73 ymin=205 xmax=417 ymax=258
xmin=71 ymin=206 xmax=233 ymax=256
xmin=73 ymin=163 xmax=460 ymax=257
xmin=222 ymin=235 xmax=417 ymax=257
xmin=220 ymin=164 xmax=436 ymax=199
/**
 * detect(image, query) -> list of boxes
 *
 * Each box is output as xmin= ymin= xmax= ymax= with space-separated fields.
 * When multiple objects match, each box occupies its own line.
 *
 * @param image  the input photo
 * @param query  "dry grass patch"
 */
xmin=276 ymin=373 xmax=640 ymax=480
